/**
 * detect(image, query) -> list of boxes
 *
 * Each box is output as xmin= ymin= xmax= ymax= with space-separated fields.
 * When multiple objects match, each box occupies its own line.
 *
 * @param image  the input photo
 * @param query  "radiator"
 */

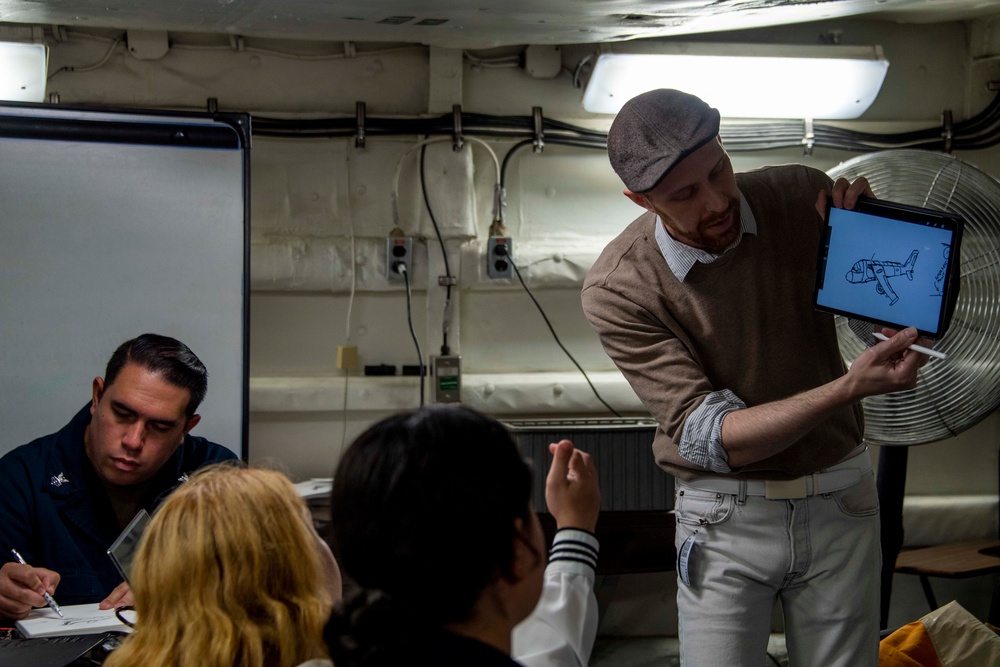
xmin=505 ymin=418 xmax=673 ymax=513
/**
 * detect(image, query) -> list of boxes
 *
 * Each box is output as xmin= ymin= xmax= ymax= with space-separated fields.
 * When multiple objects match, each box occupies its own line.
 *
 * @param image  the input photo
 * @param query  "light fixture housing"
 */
xmin=582 ymin=43 xmax=889 ymax=120
xmin=0 ymin=41 xmax=48 ymax=103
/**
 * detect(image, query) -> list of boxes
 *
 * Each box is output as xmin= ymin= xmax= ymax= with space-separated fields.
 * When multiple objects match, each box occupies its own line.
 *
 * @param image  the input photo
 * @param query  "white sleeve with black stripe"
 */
xmin=512 ymin=528 xmax=600 ymax=667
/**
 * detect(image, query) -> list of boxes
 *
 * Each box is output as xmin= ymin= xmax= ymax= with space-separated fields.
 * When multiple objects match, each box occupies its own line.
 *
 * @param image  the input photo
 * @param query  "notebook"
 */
xmin=15 ymin=604 xmax=132 ymax=639
xmin=813 ymin=196 xmax=963 ymax=338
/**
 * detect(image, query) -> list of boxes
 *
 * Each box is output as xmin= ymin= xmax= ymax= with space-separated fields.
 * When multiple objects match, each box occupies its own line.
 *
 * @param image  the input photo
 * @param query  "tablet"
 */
xmin=814 ymin=196 xmax=963 ymax=339
xmin=107 ymin=509 xmax=150 ymax=584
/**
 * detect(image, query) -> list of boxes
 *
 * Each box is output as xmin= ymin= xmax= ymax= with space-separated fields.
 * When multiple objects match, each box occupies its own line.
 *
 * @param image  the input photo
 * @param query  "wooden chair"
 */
xmin=894 ymin=539 xmax=1000 ymax=611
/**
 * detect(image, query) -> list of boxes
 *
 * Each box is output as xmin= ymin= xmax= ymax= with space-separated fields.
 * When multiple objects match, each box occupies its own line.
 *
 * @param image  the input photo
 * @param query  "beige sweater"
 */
xmin=582 ymin=164 xmax=864 ymax=482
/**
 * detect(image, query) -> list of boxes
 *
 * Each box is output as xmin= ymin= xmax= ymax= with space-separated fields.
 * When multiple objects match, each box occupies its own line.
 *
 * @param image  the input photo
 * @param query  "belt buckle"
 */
xmin=765 ymin=477 xmax=808 ymax=500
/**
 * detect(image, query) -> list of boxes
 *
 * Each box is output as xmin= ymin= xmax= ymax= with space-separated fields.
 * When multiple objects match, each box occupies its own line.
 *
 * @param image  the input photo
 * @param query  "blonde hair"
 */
xmin=104 ymin=464 xmax=332 ymax=667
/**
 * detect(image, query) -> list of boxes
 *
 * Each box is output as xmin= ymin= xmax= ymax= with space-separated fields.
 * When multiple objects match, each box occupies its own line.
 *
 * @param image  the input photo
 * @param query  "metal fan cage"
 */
xmin=827 ymin=150 xmax=1000 ymax=446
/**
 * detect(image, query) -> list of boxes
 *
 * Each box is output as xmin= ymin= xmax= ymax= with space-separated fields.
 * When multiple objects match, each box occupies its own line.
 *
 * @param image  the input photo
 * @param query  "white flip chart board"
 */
xmin=0 ymin=103 xmax=250 ymax=458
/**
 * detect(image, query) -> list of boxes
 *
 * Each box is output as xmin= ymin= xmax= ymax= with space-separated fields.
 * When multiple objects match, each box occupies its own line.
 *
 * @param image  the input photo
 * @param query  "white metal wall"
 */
xmin=30 ymin=17 xmax=1000 ymax=499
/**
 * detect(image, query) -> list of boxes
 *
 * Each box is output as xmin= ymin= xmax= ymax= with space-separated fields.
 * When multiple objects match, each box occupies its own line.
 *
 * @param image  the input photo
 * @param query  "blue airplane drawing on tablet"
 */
xmin=845 ymin=250 xmax=918 ymax=306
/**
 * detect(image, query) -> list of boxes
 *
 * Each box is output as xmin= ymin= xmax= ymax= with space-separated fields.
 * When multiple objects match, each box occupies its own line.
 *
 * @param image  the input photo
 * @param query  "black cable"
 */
xmin=534 ymin=137 xmax=607 ymax=150
xmin=251 ymin=88 xmax=1000 ymax=155
xmin=509 ymin=257 xmax=622 ymax=418
xmin=420 ymin=143 xmax=453 ymax=354
xmin=500 ymin=137 xmax=607 ymax=192
xmin=253 ymin=110 xmax=611 ymax=141
xmin=254 ymin=110 xmax=612 ymax=145
xmin=399 ymin=264 xmax=425 ymax=407
xmin=419 ymin=144 xmax=453 ymax=280
xmin=501 ymin=139 xmax=535 ymax=189
xmin=765 ymin=651 xmax=782 ymax=667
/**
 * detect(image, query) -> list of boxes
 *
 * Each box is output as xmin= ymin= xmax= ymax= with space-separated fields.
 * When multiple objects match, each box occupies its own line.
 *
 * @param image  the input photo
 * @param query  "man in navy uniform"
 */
xmin=0 ymin=333 xmax=237 ymax=619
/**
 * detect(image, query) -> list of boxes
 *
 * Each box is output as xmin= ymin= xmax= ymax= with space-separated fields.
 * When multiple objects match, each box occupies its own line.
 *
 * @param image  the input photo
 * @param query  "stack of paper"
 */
xmin=293 ymin=478 xmax=333 ymax=500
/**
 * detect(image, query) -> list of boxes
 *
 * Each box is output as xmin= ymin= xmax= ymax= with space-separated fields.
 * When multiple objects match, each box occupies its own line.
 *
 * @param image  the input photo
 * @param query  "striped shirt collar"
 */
xmin=655 ymin=191 xmax=757 ymax=281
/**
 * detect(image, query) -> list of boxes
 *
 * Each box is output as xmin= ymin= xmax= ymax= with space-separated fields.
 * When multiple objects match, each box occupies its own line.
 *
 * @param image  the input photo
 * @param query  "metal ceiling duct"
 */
xmin=827 ymin=149 xmax=1000 ymax=445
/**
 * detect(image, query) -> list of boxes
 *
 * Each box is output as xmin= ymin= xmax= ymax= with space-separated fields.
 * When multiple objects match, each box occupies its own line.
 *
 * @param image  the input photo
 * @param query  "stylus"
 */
xmin=871 ymin=332 xmax=947 ymax=360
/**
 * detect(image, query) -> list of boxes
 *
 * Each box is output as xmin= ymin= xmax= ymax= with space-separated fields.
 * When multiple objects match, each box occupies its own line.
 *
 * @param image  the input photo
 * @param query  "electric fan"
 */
xmin=827 ymin=149 xmax=1000 ymax=445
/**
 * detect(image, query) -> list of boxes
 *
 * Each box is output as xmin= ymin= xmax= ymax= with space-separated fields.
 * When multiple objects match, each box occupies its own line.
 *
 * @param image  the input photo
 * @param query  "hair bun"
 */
xmin=324 ymin=588 xmax=417 ymax=667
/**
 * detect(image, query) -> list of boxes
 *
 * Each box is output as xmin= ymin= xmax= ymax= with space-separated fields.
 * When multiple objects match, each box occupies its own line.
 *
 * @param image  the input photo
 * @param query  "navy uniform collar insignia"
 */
xmin=50 ymin=472 xmax=69 ymax=487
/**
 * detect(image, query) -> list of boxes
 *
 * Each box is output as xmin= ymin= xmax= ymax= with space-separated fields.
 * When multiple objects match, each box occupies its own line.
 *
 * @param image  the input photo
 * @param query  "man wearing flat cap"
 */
xmin=582 ymin=89 xmax=929 ymax=666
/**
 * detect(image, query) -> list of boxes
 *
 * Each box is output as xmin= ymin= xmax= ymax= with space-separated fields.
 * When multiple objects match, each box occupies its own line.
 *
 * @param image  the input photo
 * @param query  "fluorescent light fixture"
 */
xmin=0 ymin=41 xmax=48 ymax=103
xmin=583 ymin=44 xmax=889 ymax=119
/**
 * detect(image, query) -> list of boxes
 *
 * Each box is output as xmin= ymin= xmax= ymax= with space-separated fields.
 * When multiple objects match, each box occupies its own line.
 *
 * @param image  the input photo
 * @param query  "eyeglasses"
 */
xmin=114 ymin=605 xmax=137 ymax=629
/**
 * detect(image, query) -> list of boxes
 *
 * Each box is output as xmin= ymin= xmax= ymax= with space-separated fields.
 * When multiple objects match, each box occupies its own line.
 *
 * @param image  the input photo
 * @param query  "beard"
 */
xmin=660 ymin=197 xmax=741 ymax=253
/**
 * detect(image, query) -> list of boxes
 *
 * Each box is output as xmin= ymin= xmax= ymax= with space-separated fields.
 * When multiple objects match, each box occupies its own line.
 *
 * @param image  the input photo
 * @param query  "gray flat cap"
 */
xmin=607 ymin=89 xmax=721 ymax=193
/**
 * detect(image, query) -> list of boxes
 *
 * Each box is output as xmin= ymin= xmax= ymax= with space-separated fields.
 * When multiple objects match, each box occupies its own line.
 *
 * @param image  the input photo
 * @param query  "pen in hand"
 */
xmin=872 ymin=332 xmax=947 ymax=361
xmin=10 ymin=549 xmax=63 ymax=618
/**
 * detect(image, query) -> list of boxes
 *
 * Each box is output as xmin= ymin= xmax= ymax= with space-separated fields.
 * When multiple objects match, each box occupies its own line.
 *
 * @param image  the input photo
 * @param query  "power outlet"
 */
xmin=487 ymin=236 xmax=513 ymax=279
xmin=386 ymin=236 xmax=413 ymax=281
xmin=432 ymin=355 xmax=461 ymax=403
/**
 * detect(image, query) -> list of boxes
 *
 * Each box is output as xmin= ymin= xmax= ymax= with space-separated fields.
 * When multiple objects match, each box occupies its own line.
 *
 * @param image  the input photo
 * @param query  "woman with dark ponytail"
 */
xmin=324 ymin=405 xmax=600 ymax=667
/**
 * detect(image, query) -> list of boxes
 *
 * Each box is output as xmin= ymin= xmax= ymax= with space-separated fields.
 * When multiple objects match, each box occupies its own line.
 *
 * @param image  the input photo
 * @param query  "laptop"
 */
xmin=0 ymin=632 xmax=119 ymax=667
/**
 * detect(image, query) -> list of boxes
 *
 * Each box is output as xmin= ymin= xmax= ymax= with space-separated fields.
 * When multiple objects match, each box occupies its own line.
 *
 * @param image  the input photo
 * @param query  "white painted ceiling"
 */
xmin=0 ymin=0 xmax=996 ymax=49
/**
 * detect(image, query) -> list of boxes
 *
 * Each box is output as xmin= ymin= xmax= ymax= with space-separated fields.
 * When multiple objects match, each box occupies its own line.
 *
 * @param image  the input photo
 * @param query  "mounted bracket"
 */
xmin=356 ymin=101 xmax=367 ymax=149
xmin=532 ymin=106 xmax=545 ymax=153
xmin=941 ymin=109 xmax=953 ymax=154
xmin=452 ymin=104 xmax=464 ymax=152
xmin=801 ymin=118 xmax=815 ymax=156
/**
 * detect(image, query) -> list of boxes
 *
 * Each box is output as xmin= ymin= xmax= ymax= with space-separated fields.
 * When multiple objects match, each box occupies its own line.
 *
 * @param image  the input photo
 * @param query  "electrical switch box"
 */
xmin=524 ymin=45 xmax=562 ymax=79
xmin=386 ymin=236 xmax=413 ymax=281
xmin=487 ymin=236 xmax=513 ymax=279
xmin=432 ymin=355 xmax=461 ymax=403
xmin=336 ymin=345 xmax=358 ymax=370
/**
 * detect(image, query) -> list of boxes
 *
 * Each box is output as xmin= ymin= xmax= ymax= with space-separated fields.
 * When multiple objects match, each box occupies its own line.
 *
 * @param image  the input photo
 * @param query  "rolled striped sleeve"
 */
xmin=679 ymin=389 xmax=746 ymax=473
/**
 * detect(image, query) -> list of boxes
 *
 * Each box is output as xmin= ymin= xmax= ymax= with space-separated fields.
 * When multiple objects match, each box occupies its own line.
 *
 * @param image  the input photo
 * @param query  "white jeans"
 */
xmin=673 ymin=472 xmax=880 ymax=667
